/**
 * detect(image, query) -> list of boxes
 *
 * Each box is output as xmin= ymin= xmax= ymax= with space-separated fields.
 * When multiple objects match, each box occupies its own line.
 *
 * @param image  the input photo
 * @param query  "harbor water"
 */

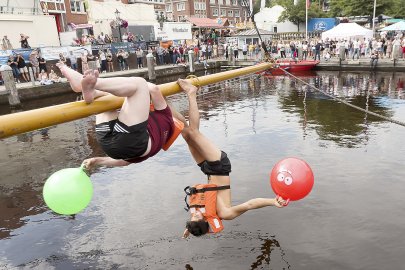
xmin=1 ymin=70 xmax=405 ymax=269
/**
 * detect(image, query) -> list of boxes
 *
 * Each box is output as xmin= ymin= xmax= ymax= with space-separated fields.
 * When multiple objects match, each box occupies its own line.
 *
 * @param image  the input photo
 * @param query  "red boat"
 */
xmin=263 ymin=59 xmax=319 ymax=76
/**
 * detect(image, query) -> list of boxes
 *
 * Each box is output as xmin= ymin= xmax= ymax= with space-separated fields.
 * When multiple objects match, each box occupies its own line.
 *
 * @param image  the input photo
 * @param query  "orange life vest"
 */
xmin=184 ymin=184 xmax=230 ymax=234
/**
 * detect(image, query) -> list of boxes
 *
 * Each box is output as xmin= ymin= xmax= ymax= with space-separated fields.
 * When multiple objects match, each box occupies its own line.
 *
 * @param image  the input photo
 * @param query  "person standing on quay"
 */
xmin=29 ymin=50 xmax=40 ymax=80
xmin=106 ymin=49 xmax=114 ymax=72
xmin=15 ymin=53 xmax=30 ymax=82
xmin=68 ymin=51 xmax=78 ymax=71
xmin=99 ymin=50 xmax=107 ymax=73
xmin=8 ymin=55 xmax=20 ymax=83
xmin=136 ymin=48 xmax=144 ymax=69
xmin=38 ymin=53 xmax=47 ymax=74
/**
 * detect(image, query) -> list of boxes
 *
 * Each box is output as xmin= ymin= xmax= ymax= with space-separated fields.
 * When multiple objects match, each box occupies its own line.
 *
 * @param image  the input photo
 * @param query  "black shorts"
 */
xmin=95 ymin=118 xmax=149 ymax=160
xmin=198 ymin=151 xmax=232 ymax=176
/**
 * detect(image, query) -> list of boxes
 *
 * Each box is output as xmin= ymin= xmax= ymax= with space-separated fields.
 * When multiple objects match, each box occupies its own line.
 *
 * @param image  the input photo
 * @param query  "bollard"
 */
xmin=339 ymin=45 xmax=346 ymax=61
xmin=228 ymin=45 xmax=233 ymax=62
xmin=0 ymin=65 xmax=21 ymax=108
xmin=28 ymin=67 xmax=36 ymax=86
xmin=297 ymin=47 xmax=303 ymax=60
xmin=146 ymin=53 xmax=156 ymax=81
xmin=88 ymin=60 xmax=98 ymax=71
xmin=392 ymin=45 xmax=399 ymax=61
xmin=188 ymin=50 xmax=195 ymax=73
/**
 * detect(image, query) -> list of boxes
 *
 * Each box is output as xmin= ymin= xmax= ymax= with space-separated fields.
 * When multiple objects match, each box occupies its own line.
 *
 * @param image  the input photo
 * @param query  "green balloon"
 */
xmin=43 ymin=166 xmax=93 ymax=215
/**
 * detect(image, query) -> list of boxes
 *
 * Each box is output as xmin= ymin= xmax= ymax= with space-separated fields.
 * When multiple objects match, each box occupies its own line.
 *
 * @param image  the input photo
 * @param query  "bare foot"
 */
xmin=81 ymin=70 xmax=99 ymax=104
xmin=177 ymin=79 xmax=197 ymax=96
xmin=57 ymin=62 xmax=83 ymax=93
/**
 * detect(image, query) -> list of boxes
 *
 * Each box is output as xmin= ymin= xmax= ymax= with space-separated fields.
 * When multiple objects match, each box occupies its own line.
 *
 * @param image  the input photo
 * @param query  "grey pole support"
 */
xmin=228 ymin=45 xmax=233 ymax=63
xmin=0 ymin=65 xmax=21 ymax=107
xmin=28 ymin=67 xmax=35 ymax=86
xmin=88 ymin=60 xmax=98 ymax=71
xmin=393 ymin=44 xmax=399 ymax=61
xmin=297 ymin=46 xmax=303 ymax=60
xmin=146 ymin=53 xmax=156 ymax=81
xmin=188 ymin=50 xmax=195 ymax=73
xmin=339 ymin=44 xmax=346 ymax=61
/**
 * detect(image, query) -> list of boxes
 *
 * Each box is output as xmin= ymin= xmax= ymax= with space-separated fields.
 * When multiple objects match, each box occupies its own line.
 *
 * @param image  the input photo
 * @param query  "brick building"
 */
xmin=165 ymin=0 xmax=247 ymax=25
xmin=38 ymin=0 xmax=89 ymax=32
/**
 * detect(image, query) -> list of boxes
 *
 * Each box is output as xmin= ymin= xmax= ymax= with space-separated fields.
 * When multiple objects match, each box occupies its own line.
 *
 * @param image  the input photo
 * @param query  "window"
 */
xmin=219 ymin=0 xmax=224 ymax=5
xmin=194 ymin=1 xmax=206 ymax=10
xmin=70 ymin=0 xmax=84 ymax=13
xmin=212 ymin=8 xmax=218 ymax=16
xmin=226 ymin=0 xmax=231 ymax=5
xmin=232 ymin=0 xmax=237 ymax=5
xmin=234 ymin=10 xmax=240 ymax=17
xmin=221 ymin=9 xmax=226 ymax=16
xmin=243 ymin=10 xmax=247 ymax=17
xmin=210 ymin=0 xmax=216 ymax=4
xmin=166 ymin=4 xmax=172 ymax=12
xmin=228 ymin=10 xmax=233 ymax=17
xmin=177 ymin=2 xmax=185 ymax=11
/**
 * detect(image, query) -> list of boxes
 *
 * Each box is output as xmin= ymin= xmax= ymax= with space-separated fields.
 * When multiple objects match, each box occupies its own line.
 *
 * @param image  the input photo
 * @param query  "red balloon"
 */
xmin=270 ymin=157 xmax=314 ymax=202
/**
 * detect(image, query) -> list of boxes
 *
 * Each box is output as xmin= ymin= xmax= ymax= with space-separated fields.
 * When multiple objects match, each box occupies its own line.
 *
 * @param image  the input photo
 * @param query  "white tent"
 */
xmin=379 ymin=21 xmax=405 ymax=31
xmin=321 ymin=23 xmax=373 ymax=40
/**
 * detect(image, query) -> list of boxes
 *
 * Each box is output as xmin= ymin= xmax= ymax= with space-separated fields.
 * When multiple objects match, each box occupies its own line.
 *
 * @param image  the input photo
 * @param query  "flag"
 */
xmin=306 ymin=0 xmax=311 ymax=9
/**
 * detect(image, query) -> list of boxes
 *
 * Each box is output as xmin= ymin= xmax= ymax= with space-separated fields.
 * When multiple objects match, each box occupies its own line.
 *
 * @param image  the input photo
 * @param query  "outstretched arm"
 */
xmin=82 ymin=157 xmax=130 ymax=170
xmin=220 ymin=197 xmax=286 ymax=220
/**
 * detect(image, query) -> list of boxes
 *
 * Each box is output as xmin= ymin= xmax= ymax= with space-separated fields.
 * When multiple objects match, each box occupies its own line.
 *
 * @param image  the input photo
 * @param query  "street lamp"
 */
xmin=115 ymin=9 xmax=122 ymax=42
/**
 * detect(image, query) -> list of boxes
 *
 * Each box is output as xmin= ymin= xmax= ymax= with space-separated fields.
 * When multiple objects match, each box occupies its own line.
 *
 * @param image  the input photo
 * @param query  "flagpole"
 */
xmin=305 ymin=0 xmax=308 ymax=40
xmin=372 ymin=0 xmax=377 ymax=37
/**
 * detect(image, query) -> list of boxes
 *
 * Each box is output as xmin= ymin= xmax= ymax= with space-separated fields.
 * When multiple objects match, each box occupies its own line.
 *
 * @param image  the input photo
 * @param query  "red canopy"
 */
xmin=187 ymin=17 xmax=229 ymax=28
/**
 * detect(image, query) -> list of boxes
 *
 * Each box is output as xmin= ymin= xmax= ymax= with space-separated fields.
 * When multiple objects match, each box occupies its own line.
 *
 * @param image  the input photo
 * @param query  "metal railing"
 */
xmin=0 ymin=6 xmax=42 ymax=15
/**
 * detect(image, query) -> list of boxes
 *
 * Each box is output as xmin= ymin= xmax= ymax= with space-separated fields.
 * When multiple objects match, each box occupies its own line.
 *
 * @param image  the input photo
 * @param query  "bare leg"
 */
xmin=81 ymin=70 xmax=98 ymax=103
xmin=147 ymin=82 xmax=167 ymax=110
xmin=57 ymin=62 xmax=84 ymax=92
xmin=81 ymin=69 xmax=150 ymax=126
xmin=177 ymin=79 xmax=221 ymax=163
xmin=57 ymin=63 xmax=108 ymax=99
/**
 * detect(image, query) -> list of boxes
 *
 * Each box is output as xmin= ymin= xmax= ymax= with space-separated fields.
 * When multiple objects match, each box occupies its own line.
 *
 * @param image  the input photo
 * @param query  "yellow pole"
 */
xmin=0 ymin=63 xmax=272 ymax=139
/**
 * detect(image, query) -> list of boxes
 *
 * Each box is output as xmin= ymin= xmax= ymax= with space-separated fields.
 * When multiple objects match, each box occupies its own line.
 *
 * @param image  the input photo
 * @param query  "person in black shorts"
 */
xmin=57 ymin=63 xmax=174 ymax=169
xmin=175 ymin=79 xmax=286 ymax=238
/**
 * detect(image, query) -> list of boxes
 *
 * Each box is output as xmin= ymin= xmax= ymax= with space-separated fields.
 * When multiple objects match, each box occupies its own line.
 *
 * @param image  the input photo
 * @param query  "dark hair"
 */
xmin=186 ymin=220 xmax=209 ymax=237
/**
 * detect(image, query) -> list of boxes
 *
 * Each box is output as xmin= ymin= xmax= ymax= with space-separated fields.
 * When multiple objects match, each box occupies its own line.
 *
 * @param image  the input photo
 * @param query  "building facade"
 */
xmin=128 ymin=0 xmax=166 ymax=20
xmin=165 ymin=0 xmax=246 ymax=25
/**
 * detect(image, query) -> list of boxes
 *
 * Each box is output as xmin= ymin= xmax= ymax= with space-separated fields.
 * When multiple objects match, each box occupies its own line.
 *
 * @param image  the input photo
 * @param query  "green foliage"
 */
xmin=386 ymin=0 xmax=405 ymax=18
xmin=329 ymin=0 xmax=405 ymax=18
xmin=277 ymin=0 xmax=327 ymax=31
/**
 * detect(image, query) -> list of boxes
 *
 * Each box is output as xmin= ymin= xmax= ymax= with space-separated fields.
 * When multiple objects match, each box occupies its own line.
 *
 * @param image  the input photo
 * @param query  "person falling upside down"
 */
xmin=57 ymin=63 xmax=178 ymax=169
xmin=176 ymin=79 xmax=286 ymax=239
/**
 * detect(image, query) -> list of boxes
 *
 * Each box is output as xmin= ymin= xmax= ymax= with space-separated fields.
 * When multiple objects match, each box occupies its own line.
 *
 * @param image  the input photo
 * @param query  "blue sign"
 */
xmin=308 ymin=18 xmax=337 ymax=32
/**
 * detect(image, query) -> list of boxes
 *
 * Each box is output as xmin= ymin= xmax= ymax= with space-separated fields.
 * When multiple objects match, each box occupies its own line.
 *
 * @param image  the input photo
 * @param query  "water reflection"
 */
xmin=250 ymin=236 xmax=290 ymax=270
xmin=277 ymin=71 xmax=401 ymax=147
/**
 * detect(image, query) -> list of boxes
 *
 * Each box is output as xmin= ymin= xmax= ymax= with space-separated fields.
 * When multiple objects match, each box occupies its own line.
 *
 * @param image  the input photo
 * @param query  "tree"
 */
xmin=329 ymin=0 xmax=398 ymax=17
xmin=277 ymin=0 xmax=325 ymax=31
xmin=385 ymin=0 xmax=405 ymax=18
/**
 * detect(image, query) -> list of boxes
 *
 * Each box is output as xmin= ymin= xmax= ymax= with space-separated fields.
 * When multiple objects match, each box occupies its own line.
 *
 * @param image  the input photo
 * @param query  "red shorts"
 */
xmin=126 ymin=106 xmax=174 ymax=163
